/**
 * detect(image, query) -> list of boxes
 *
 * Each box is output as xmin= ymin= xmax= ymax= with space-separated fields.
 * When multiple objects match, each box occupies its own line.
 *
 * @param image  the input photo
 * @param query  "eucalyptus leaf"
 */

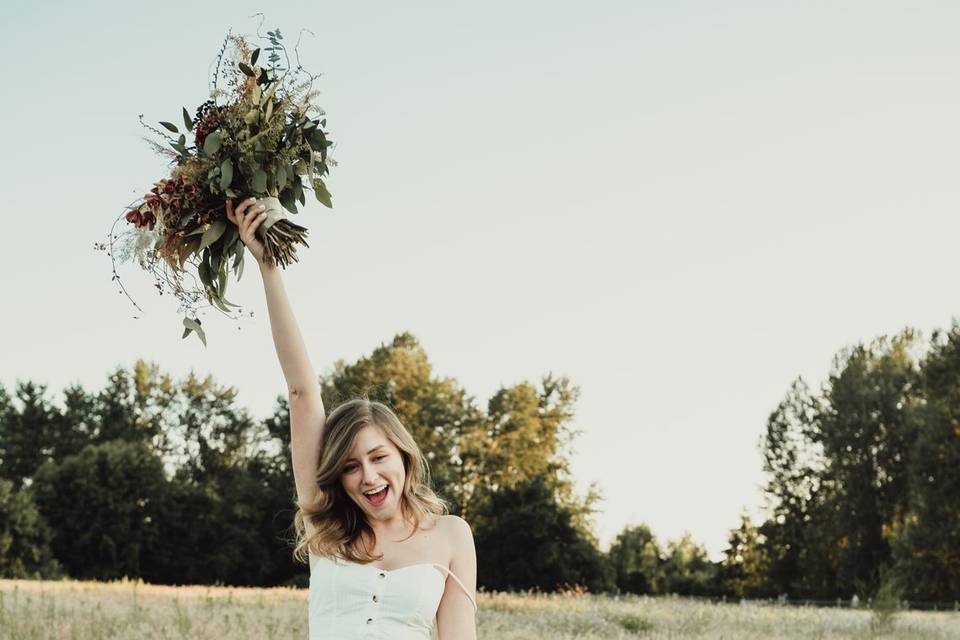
xmin=309 ymin=130 xmax=328 ymax=150
xmin=160 ymin=121 xmax=179 ymax=133
xmin=219 ymin=159 xmax=234 ymax=191
xmin=198 ymin=259 xmax=211 ymax=286
xmin=222 ymin=225 xmax=239 ymax=251
xmin=182 ymin=317 xmax=206 ymax=346
xmin=252 ymin=169 xmax=268 ymax=193
xmin=203 ymin=130 xmax=222 ymax=156
xmin=217 ymin=266 xmax=227 ymax=295
xmin=210 ymin=246 xmax=221 ymax=274
xmin=182 ymin=107 xmax=193 ymax=131
xmin=234 ymin=249 xmax=245 ymax=282
xmin=279 ymin=189 xmax=297 ymax=214
xmin=313 ymin=179 xmax=333 ymax=208
xmin=199 ymin=220 xmax=227 ymax=252
xmin=212 ymin=295 xmax=231 ymax=313
xmin=251 ymin=48 xmax=260 ymax=66
xmin=239 ymin=62 xmax=255 ymax=77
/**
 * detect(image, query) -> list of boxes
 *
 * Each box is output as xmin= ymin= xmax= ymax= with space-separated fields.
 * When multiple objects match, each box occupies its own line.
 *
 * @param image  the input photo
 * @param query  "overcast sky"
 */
xmin=3 ymin=1 xmax=960 ymax=557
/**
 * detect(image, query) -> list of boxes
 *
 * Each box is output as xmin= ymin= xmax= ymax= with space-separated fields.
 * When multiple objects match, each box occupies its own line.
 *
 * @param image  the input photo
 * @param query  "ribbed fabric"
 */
xmin=308 ymin=554 xmax=477 ymax=640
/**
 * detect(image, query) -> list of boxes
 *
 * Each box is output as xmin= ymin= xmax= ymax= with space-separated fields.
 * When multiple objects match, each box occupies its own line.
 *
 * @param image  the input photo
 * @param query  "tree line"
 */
xmin=1 ymin=328 xmax=958 ymax=600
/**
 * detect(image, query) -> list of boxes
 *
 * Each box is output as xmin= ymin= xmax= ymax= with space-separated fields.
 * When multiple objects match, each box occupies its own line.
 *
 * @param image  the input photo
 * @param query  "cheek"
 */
xmin=340 ymin=475 xmax=356 ymax=494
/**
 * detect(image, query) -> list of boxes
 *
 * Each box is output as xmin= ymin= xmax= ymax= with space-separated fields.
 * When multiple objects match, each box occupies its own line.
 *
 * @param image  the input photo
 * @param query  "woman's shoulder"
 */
xmin=435 ymin=515 xmax=474 ymax=547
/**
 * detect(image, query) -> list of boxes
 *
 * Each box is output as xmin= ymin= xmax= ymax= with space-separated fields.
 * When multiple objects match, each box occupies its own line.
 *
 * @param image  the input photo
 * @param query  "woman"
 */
xmin=226 ymin=198 xmax=478 ymax=640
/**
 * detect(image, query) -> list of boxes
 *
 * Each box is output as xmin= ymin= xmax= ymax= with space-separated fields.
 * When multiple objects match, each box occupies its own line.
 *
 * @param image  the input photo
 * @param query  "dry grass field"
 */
xmin=1 ymin=579 xmax=959 ymax=640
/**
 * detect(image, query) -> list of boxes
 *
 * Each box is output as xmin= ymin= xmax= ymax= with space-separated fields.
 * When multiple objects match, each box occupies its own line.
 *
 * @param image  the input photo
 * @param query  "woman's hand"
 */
xmin=226 ymin=198 xmax=269 ymax=266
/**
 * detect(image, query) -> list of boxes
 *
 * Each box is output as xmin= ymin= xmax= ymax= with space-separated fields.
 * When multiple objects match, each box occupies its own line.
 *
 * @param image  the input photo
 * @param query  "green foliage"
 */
xmin=0 ymin=335 xmax=603 ymax=590
xmin=719 ymin=514 xmax=770 ymax=597
xmin=758 ymin=378 xmax=824 ymax=596
xmin=869 ymin=567 xmax=904 ymax=636
xmin=661 ymin=533 xmax=717 ymax=596
xmin=892 ymin=325 xmax=960 ymax=599
xmin=757 ymin=326 xmax=960 ymax=601
xmin=473 ymin=476 xmax=614 ymax=593
xmin=607 ymin=523 xmax=663 ymax=594
xmin=0 ymin=479 xmax=59 ymax=579
xmin=815 ymin=333 xmax=920 ymax=594
xmin=30 ymin=440 xmax=168 ymax=581
xmin=0 ymin=382 xmax=69 ymax=489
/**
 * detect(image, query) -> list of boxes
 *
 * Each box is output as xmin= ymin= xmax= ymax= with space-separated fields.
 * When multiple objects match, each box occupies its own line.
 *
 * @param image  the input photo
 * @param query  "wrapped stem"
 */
xmin=254 ymin=196 xmax=309 ymax=268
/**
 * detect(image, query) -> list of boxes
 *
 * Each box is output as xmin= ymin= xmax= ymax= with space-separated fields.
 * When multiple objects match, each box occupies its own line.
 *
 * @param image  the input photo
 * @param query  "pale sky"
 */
xmin=3 ymin=1 xmax=960 ymax=558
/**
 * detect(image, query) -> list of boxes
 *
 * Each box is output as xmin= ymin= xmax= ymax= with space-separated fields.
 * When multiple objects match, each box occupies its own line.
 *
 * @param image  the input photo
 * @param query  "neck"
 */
xmin=367 ymin=505 xmax=411 ymax=537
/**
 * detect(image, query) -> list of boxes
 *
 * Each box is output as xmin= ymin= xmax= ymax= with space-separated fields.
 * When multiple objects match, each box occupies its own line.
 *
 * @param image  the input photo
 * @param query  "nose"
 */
xmin=361 ymin=462 xmax=381 ymax=487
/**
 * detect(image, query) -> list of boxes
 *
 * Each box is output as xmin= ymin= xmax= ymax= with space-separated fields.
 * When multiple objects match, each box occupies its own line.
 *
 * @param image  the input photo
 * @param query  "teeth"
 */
xmin=363 ymin=485 xmax=388 ymax=495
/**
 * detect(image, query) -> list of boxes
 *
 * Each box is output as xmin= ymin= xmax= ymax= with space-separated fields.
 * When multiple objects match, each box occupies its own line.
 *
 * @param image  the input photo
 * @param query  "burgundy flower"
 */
xmin=125 ymin=210 xmax=142 ymax=225
xmin=164 ymin=181 xmax=176 ymax=194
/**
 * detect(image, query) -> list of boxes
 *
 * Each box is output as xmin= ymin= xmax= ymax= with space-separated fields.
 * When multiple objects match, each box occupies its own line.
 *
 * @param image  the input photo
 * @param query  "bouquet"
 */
xmin=104 ymin=23 xmax=333 ymax=345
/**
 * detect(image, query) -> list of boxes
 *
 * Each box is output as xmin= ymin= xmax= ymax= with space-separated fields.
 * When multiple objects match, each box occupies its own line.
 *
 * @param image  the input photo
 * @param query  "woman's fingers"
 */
xmin=245 ymin=211 xmax=268 ymax=242
xmin=225 ymin=197 xmax=264 ymax=237
xmin=234 ymin=197 xmax=257 ymax=223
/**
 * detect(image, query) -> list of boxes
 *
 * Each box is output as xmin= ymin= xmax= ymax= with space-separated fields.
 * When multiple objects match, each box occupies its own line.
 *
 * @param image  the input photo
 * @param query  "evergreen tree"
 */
xmin=0 ymin=479 xmax=59 ymax=578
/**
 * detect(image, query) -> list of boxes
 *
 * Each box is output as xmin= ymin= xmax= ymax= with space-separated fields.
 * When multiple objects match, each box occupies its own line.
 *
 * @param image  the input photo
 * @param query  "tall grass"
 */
xmin=1 ymin=579 xmax=958 ymax=639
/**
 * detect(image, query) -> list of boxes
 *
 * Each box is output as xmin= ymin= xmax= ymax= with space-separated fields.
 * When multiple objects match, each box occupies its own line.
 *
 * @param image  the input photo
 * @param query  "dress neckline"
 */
xmin=324 ymin=555 xmax=446 ymax=574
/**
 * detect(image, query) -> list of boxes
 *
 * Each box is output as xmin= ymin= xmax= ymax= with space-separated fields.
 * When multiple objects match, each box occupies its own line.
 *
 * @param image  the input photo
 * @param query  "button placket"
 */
xmin=366 ymin=570 xmax=385 ymax=626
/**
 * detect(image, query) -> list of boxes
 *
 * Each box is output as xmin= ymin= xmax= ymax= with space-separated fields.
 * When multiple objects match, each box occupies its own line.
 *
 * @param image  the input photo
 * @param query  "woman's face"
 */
xmin=340 ymin=424 xmax=406 ymax=522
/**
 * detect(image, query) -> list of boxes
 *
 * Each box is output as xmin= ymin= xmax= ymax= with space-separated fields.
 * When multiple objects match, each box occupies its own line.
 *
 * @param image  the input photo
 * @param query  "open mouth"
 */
xmin=363 ymin=485 xmax=389 ymax=507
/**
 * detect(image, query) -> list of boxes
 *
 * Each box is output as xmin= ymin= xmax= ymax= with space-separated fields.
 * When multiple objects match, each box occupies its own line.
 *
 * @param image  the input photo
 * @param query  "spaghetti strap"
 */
xmin=431 ymin=564 xmax=478 ymax=613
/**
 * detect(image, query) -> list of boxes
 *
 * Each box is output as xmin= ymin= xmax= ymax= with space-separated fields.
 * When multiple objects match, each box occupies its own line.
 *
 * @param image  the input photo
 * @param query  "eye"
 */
xmin=343 ymin=465 xmax=358 ymax=473
xmin=374 ymin=455 xmax=387 ymax=462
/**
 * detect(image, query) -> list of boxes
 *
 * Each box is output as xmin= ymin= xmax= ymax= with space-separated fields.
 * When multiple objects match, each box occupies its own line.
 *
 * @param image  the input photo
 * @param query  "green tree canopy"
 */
xmin=0 ymin=478 xmax=58 ymax=579
xmin=607 ymin=523 xmax=663 ymax=594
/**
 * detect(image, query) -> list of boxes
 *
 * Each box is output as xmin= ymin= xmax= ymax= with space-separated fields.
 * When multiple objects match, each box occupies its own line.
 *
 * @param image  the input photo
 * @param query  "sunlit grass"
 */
xmin=2 ymin=579 xmax=958 ymax=639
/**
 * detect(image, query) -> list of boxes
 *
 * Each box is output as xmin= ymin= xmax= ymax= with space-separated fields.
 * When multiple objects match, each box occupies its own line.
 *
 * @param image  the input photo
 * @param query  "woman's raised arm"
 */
xmin=228 ymin=198 xmax=326 ymax=506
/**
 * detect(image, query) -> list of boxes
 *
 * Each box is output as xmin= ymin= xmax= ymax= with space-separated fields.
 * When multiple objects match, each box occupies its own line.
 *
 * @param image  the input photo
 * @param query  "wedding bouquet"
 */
xmin=105 ymin=24 xmax=333 ymax=345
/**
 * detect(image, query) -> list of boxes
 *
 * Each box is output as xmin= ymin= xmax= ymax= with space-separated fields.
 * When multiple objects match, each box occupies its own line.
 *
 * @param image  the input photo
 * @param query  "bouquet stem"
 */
xmin=262 ymin=219 xmax=309 ymax=267
xmin=254 ymin=196 xmax=309 ymax=268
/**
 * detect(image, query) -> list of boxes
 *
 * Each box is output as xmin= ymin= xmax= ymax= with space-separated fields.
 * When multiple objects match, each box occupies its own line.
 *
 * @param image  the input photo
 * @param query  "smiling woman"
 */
xmin=226 ymin=196 xmax=477 ymax=640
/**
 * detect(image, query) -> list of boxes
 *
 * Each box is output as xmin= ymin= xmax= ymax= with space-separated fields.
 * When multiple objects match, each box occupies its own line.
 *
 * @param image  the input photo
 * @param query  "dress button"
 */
xmin=366 ymin=617 xmax=373 ymax=624
xmin=379 ymin=572 xmax=386 ymax=578
xmin=372 ymin=595 xmax=379 ymax=603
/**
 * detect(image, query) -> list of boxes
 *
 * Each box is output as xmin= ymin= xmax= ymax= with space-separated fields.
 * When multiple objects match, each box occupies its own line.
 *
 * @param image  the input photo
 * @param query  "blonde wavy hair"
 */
xmin=292 ymin=398 xmax=449 ymax=564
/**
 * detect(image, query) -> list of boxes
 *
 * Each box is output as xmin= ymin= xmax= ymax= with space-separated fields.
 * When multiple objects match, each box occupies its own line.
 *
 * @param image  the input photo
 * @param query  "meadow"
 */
xmin=1 ymin=579 xmax=958 ymax=640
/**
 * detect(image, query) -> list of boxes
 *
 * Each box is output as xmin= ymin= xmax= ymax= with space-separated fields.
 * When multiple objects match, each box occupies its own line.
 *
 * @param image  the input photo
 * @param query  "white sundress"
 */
xmin=308 ymin=554 xmax=477 ymax=640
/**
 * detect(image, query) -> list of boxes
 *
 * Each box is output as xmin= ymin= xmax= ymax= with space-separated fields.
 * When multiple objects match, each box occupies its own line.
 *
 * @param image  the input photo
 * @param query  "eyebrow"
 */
xmin=344 ymin=445 xmax=386 ymax=463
